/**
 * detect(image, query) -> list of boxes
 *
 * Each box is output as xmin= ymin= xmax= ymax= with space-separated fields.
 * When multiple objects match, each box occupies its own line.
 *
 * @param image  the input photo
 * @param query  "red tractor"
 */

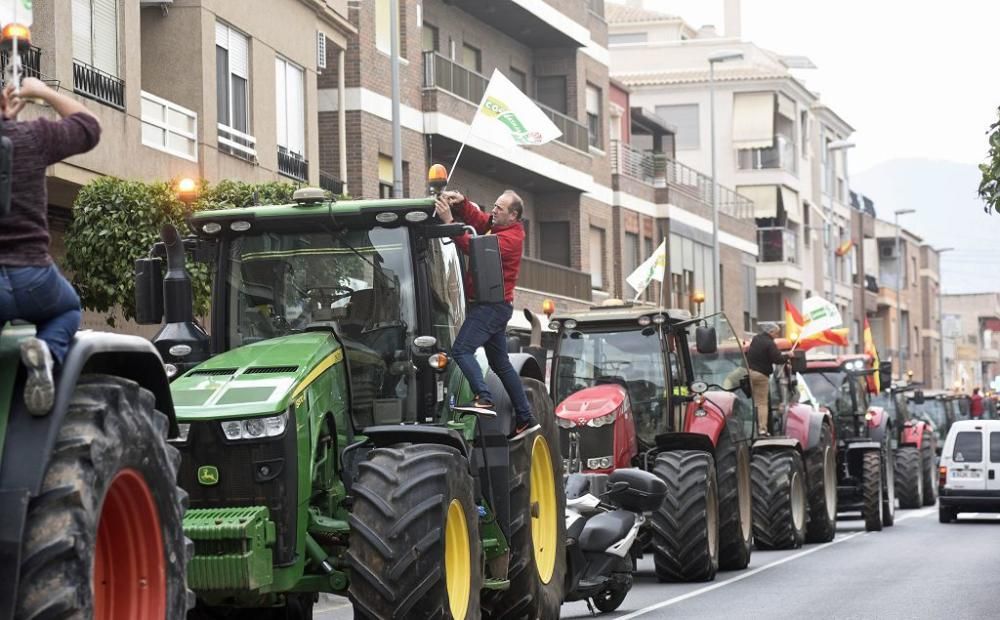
xmin=550 ymin=307 xmax=800 ymax=581
xmin=872 ymin=384 xmax=939 ymax=508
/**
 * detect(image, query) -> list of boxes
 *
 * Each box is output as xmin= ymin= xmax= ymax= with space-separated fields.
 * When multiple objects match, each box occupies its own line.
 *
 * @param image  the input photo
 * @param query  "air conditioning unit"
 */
xmin=879 ymin=244 xmax=897 ymax=259
xmin=316 ymin=31 xmax=327 ymax=71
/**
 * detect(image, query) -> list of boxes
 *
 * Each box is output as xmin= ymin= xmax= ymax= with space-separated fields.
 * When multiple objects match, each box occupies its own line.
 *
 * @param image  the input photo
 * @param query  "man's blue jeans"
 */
xmin=452 ymin=302 xmax=532 ymax=422
xmin=0 ymin=265 xmax=82 ymax=365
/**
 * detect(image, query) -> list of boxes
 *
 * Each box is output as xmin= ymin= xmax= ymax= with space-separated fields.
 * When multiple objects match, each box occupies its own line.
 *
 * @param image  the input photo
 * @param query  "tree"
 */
xmin=66 ymin=177 xmax=297 ymax=326
xmin=978 ymin=107 xmax=1000 ymax=215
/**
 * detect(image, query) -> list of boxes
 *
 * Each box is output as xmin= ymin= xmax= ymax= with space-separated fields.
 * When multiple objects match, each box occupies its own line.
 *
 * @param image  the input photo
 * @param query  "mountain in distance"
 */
xmin=851 ymin=158 xmax=998 ymax=295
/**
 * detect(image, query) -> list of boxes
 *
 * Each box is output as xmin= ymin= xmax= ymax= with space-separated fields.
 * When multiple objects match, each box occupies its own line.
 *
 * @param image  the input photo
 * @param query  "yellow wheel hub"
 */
xmin=444 ymin=499 xmax=471 ymax=619
xmin=529 ymin=435 xmax=557 ymax=584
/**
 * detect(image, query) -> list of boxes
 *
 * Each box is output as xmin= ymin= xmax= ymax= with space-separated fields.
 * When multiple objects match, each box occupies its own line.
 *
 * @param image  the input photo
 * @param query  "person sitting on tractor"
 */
xmin=0 ymin=77 xmax=102 ymax=415
xmin=746 ymin=322 xmax=788 ymax=436
xmin=434 ymin=189 xmax=539 ymax=437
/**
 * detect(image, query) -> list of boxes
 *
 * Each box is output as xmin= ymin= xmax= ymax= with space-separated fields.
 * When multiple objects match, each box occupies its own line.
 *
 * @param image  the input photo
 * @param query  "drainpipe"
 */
xmin=338 ymin=48 xmax=348 ymax=195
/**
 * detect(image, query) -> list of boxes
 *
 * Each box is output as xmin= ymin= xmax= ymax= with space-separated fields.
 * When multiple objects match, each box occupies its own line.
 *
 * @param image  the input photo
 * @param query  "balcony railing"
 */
xmin=319 ymin=171 xmax=344 ymax=195
xmin=519 ymin=257 xmax=592 ymax=302
xmin=217 ymin=123 xmax=257 ymax=162
xmin=663 ymin=156 xmax=755 ymax=219
xmin=611 ymin=140 xmax=663 ymax=186
xmin=277 ymin=147 xmax=308 ymax=182
xmin=423 ymin=51 xmax=589 ymax=152
xmin=737 ymin=134 xmax=796 ymax=174
xmin=758 ymin=227 xmax=798 ymax=263
xmin=140 ymin=91 xmax=197 ymax=161
xmin=0 ymin=44 xmax=41 ymax=87
xmin=73 ymin=60 xmax=124 ymax=110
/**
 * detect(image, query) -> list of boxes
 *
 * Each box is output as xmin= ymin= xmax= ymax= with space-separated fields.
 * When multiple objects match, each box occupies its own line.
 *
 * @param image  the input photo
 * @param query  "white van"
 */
xmin=938 ymin=419 xmax=1000 ymax=522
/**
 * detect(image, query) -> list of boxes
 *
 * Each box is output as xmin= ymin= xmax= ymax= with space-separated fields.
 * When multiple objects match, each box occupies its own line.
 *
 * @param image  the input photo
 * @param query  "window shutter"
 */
xmin=316 ymin=31 xmax=327 ymax=70
xmin=72 ymin=0 xmax=93 ymax=65
xmin=275 ymin=58 xmax=288 ymax=149
xmin=215 ymin=21 xmax=228 ymax=48
xmin=92 ymin=0 xmax=119 ymax=76
xmin=288 ymin=63 xmax=305 ymax=155
xmin=228 ymin=29 xmax=249 ymax=79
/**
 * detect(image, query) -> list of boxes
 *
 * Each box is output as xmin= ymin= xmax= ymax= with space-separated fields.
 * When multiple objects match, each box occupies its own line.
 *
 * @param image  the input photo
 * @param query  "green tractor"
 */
xmin=134 ymin=178 xmax=566 ymax=618
xmin=0 ymin=142 xmax=190 ymax=618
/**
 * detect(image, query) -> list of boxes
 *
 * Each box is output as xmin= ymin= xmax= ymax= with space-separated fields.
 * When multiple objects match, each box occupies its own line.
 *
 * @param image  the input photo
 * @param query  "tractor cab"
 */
xmin=795 ymin=353 xmax=884 ymax=444
xmin=908 ymin=389 xmax=957 ymax=451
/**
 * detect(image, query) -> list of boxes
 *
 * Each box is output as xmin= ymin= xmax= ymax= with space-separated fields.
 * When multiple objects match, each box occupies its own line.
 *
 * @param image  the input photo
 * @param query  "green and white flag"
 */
xmin=625 ymin=239 xmax=667 ymax=300
xmin=0 ymin=0 xmax=33 ymax=26
xmin=799 ymin=296 xmax=843 ymax=340
xmin=469 ymin=69 xmax=562 ymax=148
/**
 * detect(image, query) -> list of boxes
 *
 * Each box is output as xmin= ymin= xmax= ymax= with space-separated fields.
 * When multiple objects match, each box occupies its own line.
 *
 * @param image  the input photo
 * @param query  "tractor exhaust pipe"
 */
xmin=151 ymin=224 xmax=210 ymax=379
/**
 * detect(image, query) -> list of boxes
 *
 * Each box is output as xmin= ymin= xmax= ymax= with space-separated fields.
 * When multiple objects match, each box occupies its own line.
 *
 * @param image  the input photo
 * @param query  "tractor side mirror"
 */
xmin=790 ymin=350 xmax=807 ymax=374
xmin=879 ymin=360 xmax=892 ymax=389
xmin=695 ymin=326 xmax=717 ymax=354
xmin=134 ymin=257 xmax=164 ymax=325
xmin=912 ymin=389 xmax=925 ymax=405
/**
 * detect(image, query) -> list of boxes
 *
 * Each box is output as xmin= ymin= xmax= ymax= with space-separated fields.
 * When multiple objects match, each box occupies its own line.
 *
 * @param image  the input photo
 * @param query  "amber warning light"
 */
xmin=1 ymin=23 xmax=30 ymax=47
xmin=427 ymin=164 xmax=448 ymax=195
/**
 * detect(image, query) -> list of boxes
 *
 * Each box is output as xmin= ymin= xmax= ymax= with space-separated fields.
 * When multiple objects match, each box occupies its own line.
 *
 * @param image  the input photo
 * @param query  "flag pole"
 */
xmin=448 ymin=83 xmax=492 ymax=184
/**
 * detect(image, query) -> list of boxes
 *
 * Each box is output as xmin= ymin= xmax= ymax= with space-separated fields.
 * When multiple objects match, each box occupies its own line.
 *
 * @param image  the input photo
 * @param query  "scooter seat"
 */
xmin=578 ymin=510 xmax=636 ymax=553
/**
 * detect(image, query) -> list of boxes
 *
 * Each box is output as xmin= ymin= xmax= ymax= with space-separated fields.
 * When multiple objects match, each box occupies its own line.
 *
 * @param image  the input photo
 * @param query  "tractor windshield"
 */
xmin=801 ymin=371 xmax=854 ymax=416
xmin=689 ymin=313 xmax=750 ymax=391
xmin=553 ymin=326 xmax=668 ymax=443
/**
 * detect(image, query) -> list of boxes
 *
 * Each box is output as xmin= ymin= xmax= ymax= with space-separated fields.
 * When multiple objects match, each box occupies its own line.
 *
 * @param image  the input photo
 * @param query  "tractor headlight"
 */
xmin=588 ymin=411 xmax=617 ymax=427
xmin=556 ymin=417 xmax=576 ymax=429
xmin=220 ymin=412 xmax=289 ymax=440
xmin=587 ymin=456 xmax=613 ymax=469
xmin=168 ymin=423 xmax=191 ymax=444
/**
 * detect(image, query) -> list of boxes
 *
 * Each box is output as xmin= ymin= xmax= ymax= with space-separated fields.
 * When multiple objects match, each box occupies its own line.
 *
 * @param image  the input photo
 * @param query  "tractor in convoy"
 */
xmin=794 ymin=353 xmax=896 ymax=532
xmin=908 ymin=389 xmax=959 ymax=454
xmin=871 ymin=383 xmax=939 ymax=508
xmin=550 ymin=306 xmax=806 ymax=581
xmin=133 ymin=167 xmax=566 ymax=619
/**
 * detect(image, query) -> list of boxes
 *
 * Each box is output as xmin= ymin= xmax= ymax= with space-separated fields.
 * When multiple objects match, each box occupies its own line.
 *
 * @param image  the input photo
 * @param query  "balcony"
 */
xmin=217 ymin=124 xmax=257 ymax=163
xmin=611 ymin=140 xmax=663 ymax=186
xmin=140 ymin=91 xmax=197 ymax=162
xmin=758 ymin=227 xmax=798 ymax=263
xmin=737 ymin=134 xmax=796 ymax=174
xmin=422 ymin=51 xmax=590 ymax=153
xmin=73 ymin=61 xmax=124 ymax=110
xmin=0 ymin=44 xmax=41 ymax=87
xmin=664 ymin=157 xmax=755 ymax=219
xmin=519 ymin=257 xmax=592 ymax=302
xmin=277 ymin=147 xmax=308 ymax=182
xmin=319 ymin=171 xmax=344 ymax=195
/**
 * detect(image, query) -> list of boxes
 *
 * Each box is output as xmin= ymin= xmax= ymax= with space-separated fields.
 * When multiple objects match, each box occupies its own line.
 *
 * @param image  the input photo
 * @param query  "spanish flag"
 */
xmin=864 ymin=318 xmax=881 ymax=393
xmin=784 ymin=298 xmax=850 ymax=351
xmin=835 ymin=239 xmax=854 ymax=257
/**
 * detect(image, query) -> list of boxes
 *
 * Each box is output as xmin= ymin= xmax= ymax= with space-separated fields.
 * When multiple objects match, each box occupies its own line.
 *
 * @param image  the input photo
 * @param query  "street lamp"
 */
xmin=894 ymin=208 xmax=916 ymax=380
xmin=934 ymin=247 xmax=955 ymax=389
xmin=708 ymin=49 xmax=743 ymax=316
xmin=826 ymin=140 xmax=855 ymax=333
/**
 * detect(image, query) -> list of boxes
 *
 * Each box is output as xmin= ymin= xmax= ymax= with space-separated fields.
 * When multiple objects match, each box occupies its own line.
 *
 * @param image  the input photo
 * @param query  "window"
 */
xmin=900 ymin=310 xmax=910 ymax=358
xmin=536 ymin=75 xmax=567 ymax=114
xmin=275 ymin=57 xmax=305 ymax=158
xmin=589 ymin=226 xmax=605 ymax=289
xmin=743 ymin=264 xmax=757 ymax=332
xmin=913 ymin=327 xmax=920 ymax=356
xmin=803 ymin=203 xmax=811 ymax=248
xmin=953 ymin=432 xmax=983 ymax=463
xmin=422 ymin=22 xmax=439 ymax=52
xmin=510 ymin=67 xmax=528 ymax=95
xmin=655 ymin=104 xmax=699 ymax=149
xmin=426 ymin=238 xmax=466 ymax=350
xmin=800 ymin=110 xmax=810 ymax=157
xmin=586 ymin=84 xmax=602 ymax=149
xmin=461 ymin=43 xmax=481 ymax=74
xmin=378 ymin=154 xmax=394 ymax=198
xmin=216 ymin=22 xmax=250 ymax=134
xmin=623 ymin=232 xmax=640 ymax=298
xmin=72 ymin=0 xmax=119 ymax=76
xmin=540 ymin=222 xmax=570 ymax=266
xmin=990 ymin=432 xmax=1000 ymax=463
xmin=521 ymin=219 xmax=530 ymax=256
xmin=608 ymin=32 xmax=648 ymax=45
xmin=911 ymin=256 xmax=918 ymax=287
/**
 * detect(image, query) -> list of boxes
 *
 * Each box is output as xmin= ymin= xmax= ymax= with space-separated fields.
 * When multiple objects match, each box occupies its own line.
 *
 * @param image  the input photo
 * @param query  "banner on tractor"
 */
xmin=784 ymin=298 xmax=848 ymax=350
xmin=799 ymin=297 xmax=843 ymax=340
xmin=469 ymin=69 xmax=562 ymax=148
xmin=625 ymin=239 xmax=667 ymax=300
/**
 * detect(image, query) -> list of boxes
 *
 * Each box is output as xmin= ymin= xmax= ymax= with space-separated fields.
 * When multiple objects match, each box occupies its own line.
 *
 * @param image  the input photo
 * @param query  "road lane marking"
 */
xmin=618 ymin=507 xmax=936 ymax=619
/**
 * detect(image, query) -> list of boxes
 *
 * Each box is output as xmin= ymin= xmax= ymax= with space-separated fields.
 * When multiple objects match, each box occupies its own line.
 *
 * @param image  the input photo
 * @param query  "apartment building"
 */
xmin=607 ymin=1 xmax=853 ymax=331
xmin=312 ymin=0 xmax=756 ymax=323
xmin=28 ymin=0 xmax=355 ymax=329
xmin=942 ymin=293 xmax=1000 ymax=392
xmin=850 ymin=191 xmax=879 ymax=351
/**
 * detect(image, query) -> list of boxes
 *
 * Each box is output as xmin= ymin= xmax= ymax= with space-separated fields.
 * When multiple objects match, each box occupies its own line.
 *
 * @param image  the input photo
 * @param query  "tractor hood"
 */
xmin=170 ymin=332 xmax=341 ymax=419
xmin=556 ymin=384 xmax=628 ymax=426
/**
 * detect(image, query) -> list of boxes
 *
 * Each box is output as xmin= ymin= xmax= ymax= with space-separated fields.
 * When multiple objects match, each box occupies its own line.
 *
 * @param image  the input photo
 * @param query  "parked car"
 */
xmin=937 ymin=420 xmax=1000 ymax=522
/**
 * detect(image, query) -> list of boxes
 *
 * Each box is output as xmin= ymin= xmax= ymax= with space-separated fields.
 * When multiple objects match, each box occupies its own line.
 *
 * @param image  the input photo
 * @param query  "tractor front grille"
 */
xmin=560 ymin=424 xmax=615 ymax=470
xmin=177 ymin=421 xmax=299 ymax=566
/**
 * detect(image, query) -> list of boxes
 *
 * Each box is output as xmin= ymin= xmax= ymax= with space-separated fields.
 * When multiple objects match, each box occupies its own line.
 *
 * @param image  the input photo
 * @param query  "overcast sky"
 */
xmin=636 ymin=0 xmax=1000 ymax=174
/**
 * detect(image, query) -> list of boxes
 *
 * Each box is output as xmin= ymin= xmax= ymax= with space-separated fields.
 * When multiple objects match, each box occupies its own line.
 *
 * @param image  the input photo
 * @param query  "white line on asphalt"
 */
xmin=617 ymin=507 xmax=936 ymax=619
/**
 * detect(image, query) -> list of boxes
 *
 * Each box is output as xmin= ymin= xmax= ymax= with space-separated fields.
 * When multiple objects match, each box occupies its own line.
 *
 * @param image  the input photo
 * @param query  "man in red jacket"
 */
xmin=434 ymin=189 xmax=539 ymax=437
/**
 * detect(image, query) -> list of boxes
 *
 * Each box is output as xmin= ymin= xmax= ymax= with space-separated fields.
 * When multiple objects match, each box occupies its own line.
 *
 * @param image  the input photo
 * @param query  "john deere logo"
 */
xmin=197 ymin=466 xmax=219 ymax=486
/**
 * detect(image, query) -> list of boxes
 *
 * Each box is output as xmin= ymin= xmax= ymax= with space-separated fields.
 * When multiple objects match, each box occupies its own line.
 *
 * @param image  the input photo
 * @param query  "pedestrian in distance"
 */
xmin=970 ymin=387 xmax=984 ymax=419
xmin=0 ymin=77 xmax=102 ymax=416
xmin=433 ymin=188 xmax=539 ymax=437
xmin=746 ymin=322 xmax=789 ymax=437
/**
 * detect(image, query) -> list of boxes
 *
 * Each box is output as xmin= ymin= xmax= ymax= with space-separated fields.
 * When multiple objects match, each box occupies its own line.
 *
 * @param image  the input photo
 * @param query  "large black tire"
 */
xmin=348 ymin=444 xmax=482 ymax=619
xmin=482 ymin=378 xmax=565 ymax=620
xmin=921 ymin=441 xmax=938 ymax=506
xmin=895 ymin=446 xmax=924 ymax=509
xmin=651 ymin=450 xmax=719 ymax=582
xmin=715 ymin=421 xmax=752 ymax=570
xmin=592 ymin=583 xmax=629 ymax=613
xmin=804 ymin=423 xmax=837 ymax=543
xmin=750 ymin=449 xmax=807 ymax=550
xmin=15 ymin=374 xmax=191 ymax=620
xmin=862 ymin=450 xmax=884 ymax=532
xmin=882 ymin=446 xmax=896 ymax=527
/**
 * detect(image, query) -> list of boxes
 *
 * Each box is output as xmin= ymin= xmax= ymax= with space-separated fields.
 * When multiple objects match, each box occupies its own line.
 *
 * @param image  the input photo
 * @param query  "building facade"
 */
xmin=942 ymin=293 xmax=1000 ymax=392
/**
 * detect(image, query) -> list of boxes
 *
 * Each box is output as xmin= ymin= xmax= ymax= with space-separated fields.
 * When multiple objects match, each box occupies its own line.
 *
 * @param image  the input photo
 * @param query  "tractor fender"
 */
xmin=804 ymin=409 xmax=832 ymax=452
xmin=509 ymin=352 xmax=544 ymax=383
xmin=843 ymin=441 xmax=882 ymax=478
xmin=361 ymin=425 xmax=470 ymax=459
xmin=782 ymin=403 xmax=812 ymax=449
xmin=753 ymin=437 xmax=802 ymax=453
xmin=0 ymin=331 xmax=175 ymax=497
xmin=843 ymin=440 xmax=881 ymax=452
xmin=655 ymin=431 xmax=716 ymax=455
xmin=900 ymin=422 xmax=924 ymax=449
xmin=683 ymin=390 xmax=737 ymax=447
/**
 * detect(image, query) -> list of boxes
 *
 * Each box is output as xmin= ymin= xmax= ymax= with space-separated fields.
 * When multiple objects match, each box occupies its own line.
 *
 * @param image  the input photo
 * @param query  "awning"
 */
xmin=777 ymin=92 xmax=796 ymax=120
xmin=630 ymin=106 xmax=676 ymax=136
xmin=780 ymin=186 xmax=801 ymax=223
xmin=737 ymin=185 xmax=778 ymax=219
xmin=732 ymin=92 xmax=775 ymax=149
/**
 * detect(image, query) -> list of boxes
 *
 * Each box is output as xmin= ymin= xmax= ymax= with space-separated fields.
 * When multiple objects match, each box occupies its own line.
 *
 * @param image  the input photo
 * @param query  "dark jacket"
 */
xmin=747 ymin=332 xmax=785 ymax=376
xmin=451 ymin=198 xmax=524 ymax=304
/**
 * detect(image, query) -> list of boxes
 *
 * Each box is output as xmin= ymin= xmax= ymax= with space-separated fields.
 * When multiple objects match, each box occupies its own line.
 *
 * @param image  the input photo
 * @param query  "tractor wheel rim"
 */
xmin=530 ymin=435 xmax=557 ymax=584
xmin=737 ymin=448 xmax=752 ymax=541
xmin=444 ymin=499 xmax=471 ymax=619
xmin=823 ymin=446 xmax=836 ymax=520
xmin=93 ymin=469 xmax=166 ymax=620
xmin=791 ymin=471 xmax=806 ymax=531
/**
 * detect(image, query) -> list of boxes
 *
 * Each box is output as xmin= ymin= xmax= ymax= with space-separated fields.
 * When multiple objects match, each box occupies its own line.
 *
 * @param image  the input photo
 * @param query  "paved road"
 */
xmin=315 ymin=507 xmax=1000 ymax=619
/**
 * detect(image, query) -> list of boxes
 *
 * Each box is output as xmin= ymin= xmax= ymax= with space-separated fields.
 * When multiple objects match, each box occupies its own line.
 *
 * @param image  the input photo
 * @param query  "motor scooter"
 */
xmin=564 ymin=468 xmax=667 ymax=613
